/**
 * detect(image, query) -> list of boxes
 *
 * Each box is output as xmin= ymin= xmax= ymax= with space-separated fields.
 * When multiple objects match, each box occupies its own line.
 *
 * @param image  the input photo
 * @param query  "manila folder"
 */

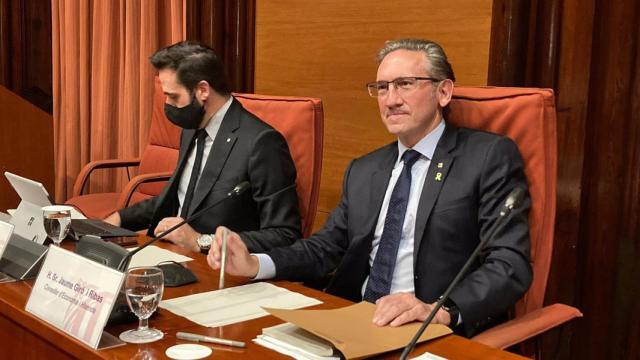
xmin=264 ymin=301 xmax=452 ymax=359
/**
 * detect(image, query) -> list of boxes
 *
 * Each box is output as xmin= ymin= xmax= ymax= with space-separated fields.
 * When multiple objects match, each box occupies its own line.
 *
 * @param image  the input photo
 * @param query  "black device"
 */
xmin=0 ymin=234 xmax=48 ymax=280
xmin=399 ymin=187 xmax=526 ymax=360
xmin=71 ymin=219 xmax=139 ymax=238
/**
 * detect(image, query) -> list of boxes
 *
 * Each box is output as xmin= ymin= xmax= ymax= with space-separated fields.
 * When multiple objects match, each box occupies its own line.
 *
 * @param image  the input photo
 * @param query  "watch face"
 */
xmin=198 ymin=234 xmax=212 ymax=248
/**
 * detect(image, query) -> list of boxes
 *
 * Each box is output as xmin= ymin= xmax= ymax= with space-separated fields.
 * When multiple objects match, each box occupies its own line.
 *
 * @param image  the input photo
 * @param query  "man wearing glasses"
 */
xmin=208 ymin=39 xmax=532 ymax=336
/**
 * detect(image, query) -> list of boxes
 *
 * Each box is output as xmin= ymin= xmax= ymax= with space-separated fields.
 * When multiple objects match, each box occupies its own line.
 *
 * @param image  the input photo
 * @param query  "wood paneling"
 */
xmin=186 ymin=0 xmax=255 ymax=93
xmin=490 ymin=0 xmax=640 ymax=358
xmin=255 ymin=0 xmax=492 ymax=225
xmin=0 ymin=85 xmax=54 ymax=212
xmin=0 ymin=0 xmax=52 ymax=113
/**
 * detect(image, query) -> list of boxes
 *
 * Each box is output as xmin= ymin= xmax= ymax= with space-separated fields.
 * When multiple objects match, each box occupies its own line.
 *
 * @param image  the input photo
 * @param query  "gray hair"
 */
xmin=377 ymin=39 xmax=456 ymax=82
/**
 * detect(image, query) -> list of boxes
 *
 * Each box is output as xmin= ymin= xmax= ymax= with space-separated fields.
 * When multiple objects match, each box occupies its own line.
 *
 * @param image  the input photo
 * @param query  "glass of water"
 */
xmin=119 ymin=266 xmax=164 ymax=344
xmin=42 ymin=205 xmax=72 ymax=246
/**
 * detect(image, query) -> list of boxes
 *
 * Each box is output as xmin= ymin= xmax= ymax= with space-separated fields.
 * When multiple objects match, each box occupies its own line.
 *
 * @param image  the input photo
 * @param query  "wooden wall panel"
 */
xmin=0 ymin=0 xmax=52 ymax=113
xmin=186 ymin=0 xmax=255 ymax=93
xmin=489 ymin=0 xmax=640 ymax=358
xmin=0 ymin=85 xmax=54 ymax=212
xmin=254 ymin=0 xmax=492 ymax=229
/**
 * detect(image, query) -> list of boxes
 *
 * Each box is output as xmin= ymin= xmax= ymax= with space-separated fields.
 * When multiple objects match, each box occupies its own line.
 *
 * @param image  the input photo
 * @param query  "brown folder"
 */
xmin=264 ymin=301 xmax=452 ymax=359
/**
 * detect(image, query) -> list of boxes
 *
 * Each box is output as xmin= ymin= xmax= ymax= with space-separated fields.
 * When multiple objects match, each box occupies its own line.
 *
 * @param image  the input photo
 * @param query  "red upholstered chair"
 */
xmin=447 ymin=87 xmax=582 ymax=353
xmin=65 ymin=78 xmax=181 ymax=219
xmin=66 ymin=79 xmax=324 ymax=239
xmin=233 ymin=93 xmax=324 ymax=237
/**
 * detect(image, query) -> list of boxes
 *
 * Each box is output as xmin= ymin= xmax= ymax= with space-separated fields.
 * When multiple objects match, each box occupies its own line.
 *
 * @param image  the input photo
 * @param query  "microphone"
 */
xmin=399 ymin=187 xmax=526 ymax=360
xmin=116 ymin=181 xmax=251 ymax=271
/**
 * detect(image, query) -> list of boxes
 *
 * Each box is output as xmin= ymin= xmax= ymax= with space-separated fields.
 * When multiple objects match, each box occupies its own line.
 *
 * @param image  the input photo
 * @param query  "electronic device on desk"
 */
xmin=4 ymin=172 xmax=138 ymax=239
xmin=74 ymin=234 xmax=138 ymax=325
xmin=0 ymin=231 xmax=48 ymax=281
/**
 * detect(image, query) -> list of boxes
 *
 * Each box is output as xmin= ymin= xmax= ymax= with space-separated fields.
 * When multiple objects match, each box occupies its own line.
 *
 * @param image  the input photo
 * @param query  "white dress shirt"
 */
xmin=254 ymin=120 xmax=446 ymax=287
xmin=176 ymin=96 xmax=233 ymax=216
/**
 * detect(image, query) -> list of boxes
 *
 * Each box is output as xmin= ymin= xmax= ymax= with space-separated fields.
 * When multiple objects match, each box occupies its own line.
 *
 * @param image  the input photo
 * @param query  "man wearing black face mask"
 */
xmin=104 ymin=41 xmax=302 ymax=254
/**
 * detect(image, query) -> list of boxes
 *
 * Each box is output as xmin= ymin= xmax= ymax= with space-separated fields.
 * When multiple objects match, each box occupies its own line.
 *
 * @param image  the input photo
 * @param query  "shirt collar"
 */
xmin=396 ymin=119 xmax=445 ymax=164
xmin=203 ymin=96 xmax=233 ymax=138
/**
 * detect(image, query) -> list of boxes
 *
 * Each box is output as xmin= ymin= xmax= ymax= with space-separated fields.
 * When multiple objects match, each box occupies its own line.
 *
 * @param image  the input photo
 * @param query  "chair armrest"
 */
xmin=471 ymin=303 xmax=583 ymax=349
xmin=115 ymin=171 xmax=173 ymax=209
xmin=72 ymin=158 xmax=141 ymax=197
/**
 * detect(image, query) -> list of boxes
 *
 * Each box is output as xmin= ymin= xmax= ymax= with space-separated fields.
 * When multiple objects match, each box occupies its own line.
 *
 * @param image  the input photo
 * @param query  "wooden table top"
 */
xmin=0 ymin=236 xmax=526 ymax=359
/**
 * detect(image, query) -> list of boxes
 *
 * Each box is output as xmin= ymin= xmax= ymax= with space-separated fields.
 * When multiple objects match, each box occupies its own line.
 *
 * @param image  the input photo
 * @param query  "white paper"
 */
xmin=411 ymin=352 xmax=448 ymax=360
xmin=254 ymin=335 xmax=340 ymax=360
xmin=159 ymin=282 xmax=322 ymax=328
xmin=127 ymin=245 xmax=193 ymax=268
xmin=25 ymin=246 xmax=125 ymax=349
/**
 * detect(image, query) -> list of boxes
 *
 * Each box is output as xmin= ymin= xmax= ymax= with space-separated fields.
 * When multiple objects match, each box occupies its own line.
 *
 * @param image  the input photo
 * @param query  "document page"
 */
xmin=127 ymin=245 xmax=193 ymax=268
xmin=159 ymin=282 xmax=322 ymax=327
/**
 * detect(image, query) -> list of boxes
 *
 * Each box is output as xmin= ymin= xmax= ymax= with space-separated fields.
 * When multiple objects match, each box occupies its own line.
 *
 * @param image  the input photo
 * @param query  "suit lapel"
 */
xmin=413 ymin=124 xmax=459 ymax=265
xmin=189 ymin=99 xmax=241 ymax=215
xmin=364 ymin=144 xmax=398 ymax=240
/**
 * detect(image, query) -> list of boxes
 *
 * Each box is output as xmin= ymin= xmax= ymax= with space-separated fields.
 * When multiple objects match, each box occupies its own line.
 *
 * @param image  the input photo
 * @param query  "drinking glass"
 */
xmin=119 ymin=266 xmax=165 ymax=344
xmin=42 ymin=205 xmax=72 ymax=246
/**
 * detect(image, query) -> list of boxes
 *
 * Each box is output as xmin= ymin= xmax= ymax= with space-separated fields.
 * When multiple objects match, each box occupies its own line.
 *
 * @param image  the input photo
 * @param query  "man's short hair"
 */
xmin=377 ymin=39 xmax=456 ymax=82
xmin=150 ymin=41 xmax=229 ymax=95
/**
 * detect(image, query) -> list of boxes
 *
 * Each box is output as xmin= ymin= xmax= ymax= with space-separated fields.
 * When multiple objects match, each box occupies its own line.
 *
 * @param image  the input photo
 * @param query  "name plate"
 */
xmin=25 ymin=245 xmax=125 ymax=349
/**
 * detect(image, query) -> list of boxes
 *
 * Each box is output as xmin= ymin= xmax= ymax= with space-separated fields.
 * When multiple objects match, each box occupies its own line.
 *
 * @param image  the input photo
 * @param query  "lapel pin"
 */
xmin=435 ymin=172 xmax=443 ymax=181
xmin=226 ymin=138 xmax=231 ymax=142
xmin=437 ymin=162 xmax=443 ymax=168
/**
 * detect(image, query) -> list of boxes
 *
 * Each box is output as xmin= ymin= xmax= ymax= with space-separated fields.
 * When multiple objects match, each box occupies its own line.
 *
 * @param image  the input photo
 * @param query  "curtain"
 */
xmin=52 ymin=0 xmax=185 ymax=202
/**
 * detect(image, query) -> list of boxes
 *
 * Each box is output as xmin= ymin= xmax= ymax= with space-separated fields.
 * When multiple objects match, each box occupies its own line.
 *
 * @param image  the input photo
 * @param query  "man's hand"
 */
xmin=154 ymin=217 xmax=200 ymax=252
xmin=103 ymin=212 xmax=121 ymax=227
xmin=371 ymin=293 xmax=451 ymax=327
xmin=207 ymin=226 xmax=259 ymax=278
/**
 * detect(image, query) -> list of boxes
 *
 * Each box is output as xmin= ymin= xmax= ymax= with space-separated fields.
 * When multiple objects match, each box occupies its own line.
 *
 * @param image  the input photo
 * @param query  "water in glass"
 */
xmin=42 ymin=205 xmax=72 ymax=246
xmin=119 ymin=266 xmax=164 ymax=344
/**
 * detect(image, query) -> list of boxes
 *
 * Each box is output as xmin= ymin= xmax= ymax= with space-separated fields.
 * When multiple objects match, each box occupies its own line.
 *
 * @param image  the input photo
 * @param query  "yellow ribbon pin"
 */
xmin=435 ymin=172 xmax=443 ymax=181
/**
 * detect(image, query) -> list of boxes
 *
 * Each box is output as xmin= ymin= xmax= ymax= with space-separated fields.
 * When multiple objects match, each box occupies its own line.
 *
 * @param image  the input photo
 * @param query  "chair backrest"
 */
xmin=448 ymin=86 xmax=557 ymax=318
xmin=233 ymin=93 xmax=324 ymax=238
xmin=133 ymin=78 xmax=182 ymax=201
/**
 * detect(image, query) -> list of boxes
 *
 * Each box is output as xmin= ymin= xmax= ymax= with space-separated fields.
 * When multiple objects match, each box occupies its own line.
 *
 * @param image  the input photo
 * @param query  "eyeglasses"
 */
xmin=366 ymin=76 xmax=442 ymax=97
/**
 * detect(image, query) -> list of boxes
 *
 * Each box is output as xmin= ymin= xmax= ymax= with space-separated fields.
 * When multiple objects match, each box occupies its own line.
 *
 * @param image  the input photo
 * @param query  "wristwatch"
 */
xmin=442 ymin=299 xmax=460 ymax=327
xmin=196 ymin=234 xmax=213 ymax=253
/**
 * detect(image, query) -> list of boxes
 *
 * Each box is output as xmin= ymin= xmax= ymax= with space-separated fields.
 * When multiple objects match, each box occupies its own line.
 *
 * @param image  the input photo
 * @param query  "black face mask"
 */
xmin=163 ymin=93 xmax=205 ymax=129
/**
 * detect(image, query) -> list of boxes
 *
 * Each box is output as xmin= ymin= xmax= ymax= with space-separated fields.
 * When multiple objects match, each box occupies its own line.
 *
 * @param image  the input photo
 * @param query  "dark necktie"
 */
xmin=363 ymin=149 xmax=422 ymax=303
xmin=180 ymin=129 xmax=207 ymax=218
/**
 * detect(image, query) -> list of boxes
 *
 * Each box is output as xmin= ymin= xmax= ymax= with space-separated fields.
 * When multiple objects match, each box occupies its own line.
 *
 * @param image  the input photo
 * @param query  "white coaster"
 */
xmin=165 ymin=344 xmax=213 ymax=360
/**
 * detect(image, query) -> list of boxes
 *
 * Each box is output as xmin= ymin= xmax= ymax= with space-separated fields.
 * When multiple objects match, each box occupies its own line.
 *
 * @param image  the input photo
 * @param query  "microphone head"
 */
xmin=229 ymin=181 xmax=251 ymax=197
xmin=500 ymin=187 xmax=526 ymax=216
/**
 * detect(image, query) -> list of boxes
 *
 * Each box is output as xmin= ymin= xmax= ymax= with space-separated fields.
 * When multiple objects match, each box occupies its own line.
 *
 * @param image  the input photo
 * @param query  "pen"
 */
xmin=219 ymin=228 xmax=227 ymax=289
xmin=176 ymin=331 xmax=246 ymax=348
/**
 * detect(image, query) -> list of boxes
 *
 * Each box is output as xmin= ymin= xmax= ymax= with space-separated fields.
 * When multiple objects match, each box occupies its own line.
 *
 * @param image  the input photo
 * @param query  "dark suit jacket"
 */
xmin=119 ymin=98 xmax=302 ymax=252
xmin=267 ymin=123 xmax=532 ymax=336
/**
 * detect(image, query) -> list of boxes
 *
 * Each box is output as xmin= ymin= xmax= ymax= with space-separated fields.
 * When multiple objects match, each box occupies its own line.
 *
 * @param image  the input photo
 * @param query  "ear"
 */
xmin=437 ymin=79 xmax=454 ymax=108
xmin=195 ymin=80 xmax=211 ymax=102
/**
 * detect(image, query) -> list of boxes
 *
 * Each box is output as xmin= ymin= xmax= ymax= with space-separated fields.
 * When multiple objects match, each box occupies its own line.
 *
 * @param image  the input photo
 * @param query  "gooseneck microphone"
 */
xmin=117 ymin=181 xmax=251 ymax=271
xmin=399 ymin=187 xmax=526 ymax=360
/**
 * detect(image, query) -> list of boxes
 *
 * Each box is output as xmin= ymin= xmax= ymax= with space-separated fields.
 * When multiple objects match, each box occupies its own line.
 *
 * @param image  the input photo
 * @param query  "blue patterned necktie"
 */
xmin=363 ymin=149 xmax=422 ymax=303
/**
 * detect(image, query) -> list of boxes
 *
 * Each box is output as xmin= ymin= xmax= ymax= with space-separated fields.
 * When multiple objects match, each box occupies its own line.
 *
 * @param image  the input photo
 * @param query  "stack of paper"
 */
xmin=254 ymin=322 xmax=339 ymax=360
xmin=159 ymin=282 xmax=322 ymax=327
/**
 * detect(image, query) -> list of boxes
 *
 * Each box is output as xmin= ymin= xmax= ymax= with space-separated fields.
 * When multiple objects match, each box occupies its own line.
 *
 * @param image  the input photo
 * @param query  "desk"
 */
xmin=0 ymin=236 xmax=525 ymax=359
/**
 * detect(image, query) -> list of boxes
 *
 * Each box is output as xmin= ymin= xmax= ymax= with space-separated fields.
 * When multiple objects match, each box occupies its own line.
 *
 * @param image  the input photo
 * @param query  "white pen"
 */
xmin=219 ymin=227 xmax=227 ymax=289
xmin=176 ymin=331 xmax=246 ymax=348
